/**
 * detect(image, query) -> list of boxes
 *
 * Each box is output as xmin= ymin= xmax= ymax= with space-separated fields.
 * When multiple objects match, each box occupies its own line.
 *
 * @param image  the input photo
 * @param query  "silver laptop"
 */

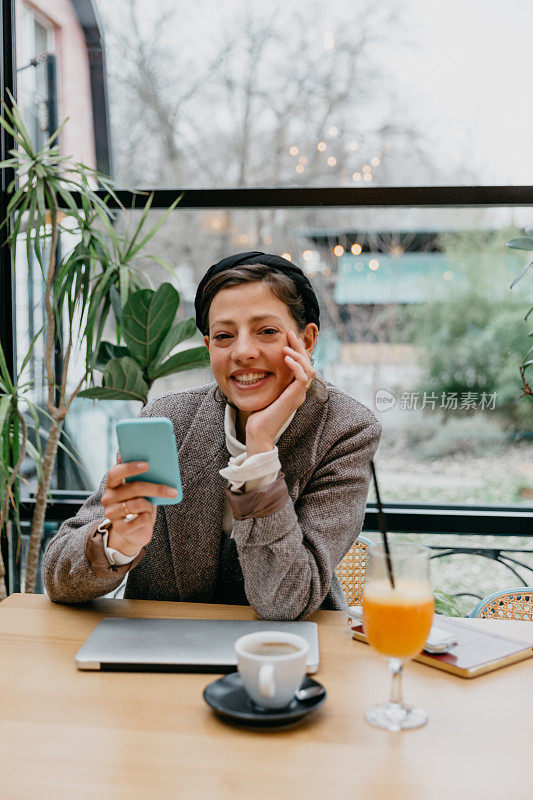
xmin=75 ymin=618 xmax=320 ymax=673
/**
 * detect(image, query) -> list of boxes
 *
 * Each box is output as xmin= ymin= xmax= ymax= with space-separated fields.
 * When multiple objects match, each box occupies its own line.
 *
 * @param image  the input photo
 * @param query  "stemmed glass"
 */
xmin=363 ymin=541 xmax=434 ymax=731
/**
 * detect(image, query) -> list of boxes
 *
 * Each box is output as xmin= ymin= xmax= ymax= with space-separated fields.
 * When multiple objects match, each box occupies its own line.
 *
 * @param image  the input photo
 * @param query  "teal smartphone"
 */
xmin=115 ymin=417 xmax=183 ymax=505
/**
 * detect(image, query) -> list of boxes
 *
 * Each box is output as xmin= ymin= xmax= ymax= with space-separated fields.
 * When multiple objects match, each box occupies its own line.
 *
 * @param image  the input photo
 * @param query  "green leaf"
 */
xmin=142 ymin=253 xmax=178 ymax=279
xmin=18 ymin=323 xmax=45 ymax=377
xmin=119 ymin=265 xmax=130 ymax=311
xmin=506 ymin=236 xmax=533 ymax=251
xmin=56 ymin=185 xmax=83 ymax=220
xmin=77 ymin=386 xmax=141 ymax=402
xmin=0 ymin=395 xmax=11 ymax=436
xmin=25 ymin=402 xmax=43 ymax=465
xmin=35 ymin=179 xmax=47 ymax=221
xmin=433 ymin=590 xmax=463 ymax=617
xmin=55 ymin=436 xmax=83 ymax=468
xmin=124 ymin=194 xmax=182 ymax=262
xmin=510 ymin=260 xmax=533 ymax=289
xmin=90 ymin=340 xmax=131 ymax=370
xmin=121 ymin=283 xmax=180 ymax=368
xmin=123 ymin=192 xmax=154 ymax=263
xmin=150 ymin=316 xmax=197 ymax=368
xmin=0 ymin=114 xmax=20 ymax=145
xmin=94 ymin=294 xmax=111 ymax=353
xmin=78 ymin=356 xmax=148 ymax=403
xmin=109 ymin=284 xmax=122 ymax=323
xmin=0 ymin=340 xmax=15 ymax=392
xmin=1 ymin=99 xmax=34 ymax=156
xmin=6 ymin=186 xmax=24 ymax=217
xmin=7 ymin=192 xmax=29 ymax=265
xmin=40 ymin=117 xmax=68 ymax=150
xmin=93 ymin=201 xmax=121 ymax=250
xmin=84 ymin=267 xmax=117 ymax=350
xmin=148 ymin=345 xmax=211 ymax=380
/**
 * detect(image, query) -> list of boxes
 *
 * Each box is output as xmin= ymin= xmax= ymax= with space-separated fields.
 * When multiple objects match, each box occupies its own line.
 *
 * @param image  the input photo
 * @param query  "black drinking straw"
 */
xmin=370 ymin=460 xmax=395 ymax=589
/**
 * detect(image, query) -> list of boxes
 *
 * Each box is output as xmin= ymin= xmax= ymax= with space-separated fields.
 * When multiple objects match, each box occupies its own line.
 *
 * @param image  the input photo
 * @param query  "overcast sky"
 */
xmin=98 ymin=0 xmax=532 ymax=187
xmin=394 ymin=0 xmax=532 ymax=184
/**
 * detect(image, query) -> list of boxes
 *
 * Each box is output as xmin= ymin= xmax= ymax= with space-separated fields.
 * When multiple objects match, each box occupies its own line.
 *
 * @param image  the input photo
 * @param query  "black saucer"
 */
xmin=203 ymin=673 xmax=326 ymax=729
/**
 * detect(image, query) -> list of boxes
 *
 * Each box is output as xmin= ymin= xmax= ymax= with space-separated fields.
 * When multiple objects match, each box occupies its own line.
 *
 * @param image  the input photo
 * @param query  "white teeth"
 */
xmin=233 ymin=372 xmax=268 ymax=384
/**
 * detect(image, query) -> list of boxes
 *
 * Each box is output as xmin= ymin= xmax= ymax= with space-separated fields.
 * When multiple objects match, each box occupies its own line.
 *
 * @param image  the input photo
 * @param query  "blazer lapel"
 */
xmin=164 ymin=388 xmax=229 ymax=601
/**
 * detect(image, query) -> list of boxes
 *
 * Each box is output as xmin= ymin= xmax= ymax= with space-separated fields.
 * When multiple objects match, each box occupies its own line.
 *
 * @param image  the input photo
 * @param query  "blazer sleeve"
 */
xmin=41 ymin=468 xmax=149 ymax=604
xmin=228 ymin=414 xmax=382 ymax=620
xmin=41 ymin=399 xmax=166 ymax=604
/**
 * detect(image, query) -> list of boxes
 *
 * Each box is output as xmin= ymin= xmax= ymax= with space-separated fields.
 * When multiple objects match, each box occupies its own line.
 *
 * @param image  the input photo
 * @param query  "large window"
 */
xmin=56 ymin=204 xmax=531 ymax=507
xmin=98 ymin=0 xmax=533 ymax=188
xmin=5 ymin=0 xmax=532 ymax=603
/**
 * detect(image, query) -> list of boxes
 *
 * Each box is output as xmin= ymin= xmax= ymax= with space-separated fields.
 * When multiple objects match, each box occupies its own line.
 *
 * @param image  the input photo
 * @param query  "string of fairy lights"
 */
xmin=287 ymin=32 xmax=382 ymax=185
xmin=279 ymin=244 xmax=373 ymax=279
xmin=204 ymin=220 xmax=453 ymax=285
xmin=202 ymin=31 xmax=457 ymax=282
xmin=288 ymin=132 xmax=381 ymax=183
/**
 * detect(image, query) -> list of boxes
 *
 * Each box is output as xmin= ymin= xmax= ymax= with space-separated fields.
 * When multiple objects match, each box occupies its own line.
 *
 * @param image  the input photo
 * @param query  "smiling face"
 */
xmin=204 ymin=281 xmax=316 ymax=424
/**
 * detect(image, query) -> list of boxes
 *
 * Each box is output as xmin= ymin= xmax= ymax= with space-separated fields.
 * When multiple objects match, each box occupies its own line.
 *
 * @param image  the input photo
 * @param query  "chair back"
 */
xmin=335 ymin=535 xmax=373 ymax=606
xmin=469 ymin=588 xmax=533 ymax=620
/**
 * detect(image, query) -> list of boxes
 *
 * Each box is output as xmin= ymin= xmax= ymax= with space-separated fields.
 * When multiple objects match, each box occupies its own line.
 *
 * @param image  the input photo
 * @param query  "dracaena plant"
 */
xmin=78 ymin=282 xmax=210 ymax=406
xmin=0 ymin=333 xmax=41 ymax=599
xmin=507 ymin=228 xmax=533 ymax=397
xmin=0 ymin=332 xmax=80 ymax=598
xmin=0 ymin=94 xmax=186 ymax=593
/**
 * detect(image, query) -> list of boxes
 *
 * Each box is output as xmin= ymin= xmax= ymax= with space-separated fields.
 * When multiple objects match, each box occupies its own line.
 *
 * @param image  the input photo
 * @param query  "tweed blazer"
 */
xmin=43 ymin=378 xmax=382 ymax=620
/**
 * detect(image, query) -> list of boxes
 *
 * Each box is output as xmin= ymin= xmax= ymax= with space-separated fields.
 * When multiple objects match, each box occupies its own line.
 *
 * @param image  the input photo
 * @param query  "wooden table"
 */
xmin=0 ymin=594 xmax=531 ymax=800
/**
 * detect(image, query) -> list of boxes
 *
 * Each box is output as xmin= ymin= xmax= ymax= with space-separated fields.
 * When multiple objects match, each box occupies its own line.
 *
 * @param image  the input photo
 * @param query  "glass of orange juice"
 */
xmin=363 ymin=541 xmax=434 ymax=731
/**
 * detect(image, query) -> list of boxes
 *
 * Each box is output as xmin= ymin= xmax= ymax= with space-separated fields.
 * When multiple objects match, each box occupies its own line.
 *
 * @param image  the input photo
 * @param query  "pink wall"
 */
xmin=16 ymin=0 xmax=97 ymax=168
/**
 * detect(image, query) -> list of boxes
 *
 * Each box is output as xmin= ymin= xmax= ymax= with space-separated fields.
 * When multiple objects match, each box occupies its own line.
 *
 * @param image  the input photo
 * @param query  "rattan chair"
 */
xmin=335 ymin=534 xmax=373 ymax=606
xmin=469 ymin=588 xmax=533 ymax=621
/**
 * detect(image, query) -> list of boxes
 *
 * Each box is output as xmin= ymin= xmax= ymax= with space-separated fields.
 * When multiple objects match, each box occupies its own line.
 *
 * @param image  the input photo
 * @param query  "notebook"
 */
xmin=349 ymin=616 xmax=533 ymax=678
xmin=75 ymin=618 xmax=320 ymax=673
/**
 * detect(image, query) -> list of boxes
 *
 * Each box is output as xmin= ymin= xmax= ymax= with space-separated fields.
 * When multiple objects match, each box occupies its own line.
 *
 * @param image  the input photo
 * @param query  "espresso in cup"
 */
xmin=246 ymin=642 xmax=300 ymax=657
xmin=234 ymin=631 xmax=309 ymax=710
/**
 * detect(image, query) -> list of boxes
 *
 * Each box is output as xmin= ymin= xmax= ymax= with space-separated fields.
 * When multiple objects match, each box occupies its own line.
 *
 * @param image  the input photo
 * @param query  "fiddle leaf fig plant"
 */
xmin=507 ymin=228 xmax=533 ymax=397
xmin=79 ymin=282 xmax=210 ymax=407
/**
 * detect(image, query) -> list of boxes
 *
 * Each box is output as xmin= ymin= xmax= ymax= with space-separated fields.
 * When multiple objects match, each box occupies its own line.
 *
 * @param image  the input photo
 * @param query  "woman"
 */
xmin=43 ymin=252 xmax=381 ymax=620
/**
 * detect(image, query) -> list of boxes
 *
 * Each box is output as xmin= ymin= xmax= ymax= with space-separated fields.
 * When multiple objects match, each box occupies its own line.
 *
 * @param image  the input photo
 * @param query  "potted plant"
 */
xmin=0 ymin=96 xmax=205 ymax=592
xmin=0 ymin=333 xmax=42 ymax=598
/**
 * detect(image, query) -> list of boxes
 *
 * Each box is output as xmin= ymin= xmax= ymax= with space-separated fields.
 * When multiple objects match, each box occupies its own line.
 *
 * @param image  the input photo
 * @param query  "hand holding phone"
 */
xmin=116 ymin=418 xmax=183 ymax=505
xmin=100 ymin=418 xmax=183 ymax=557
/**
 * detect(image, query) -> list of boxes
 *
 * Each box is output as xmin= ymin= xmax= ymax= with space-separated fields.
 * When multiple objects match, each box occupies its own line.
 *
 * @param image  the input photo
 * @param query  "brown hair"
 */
xmin=200 ymin=263 xmax=307 ymax=334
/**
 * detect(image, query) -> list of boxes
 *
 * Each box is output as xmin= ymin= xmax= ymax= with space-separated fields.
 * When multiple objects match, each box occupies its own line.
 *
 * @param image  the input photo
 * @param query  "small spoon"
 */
xmin=295 ymin=685 xmax=324 ymax=701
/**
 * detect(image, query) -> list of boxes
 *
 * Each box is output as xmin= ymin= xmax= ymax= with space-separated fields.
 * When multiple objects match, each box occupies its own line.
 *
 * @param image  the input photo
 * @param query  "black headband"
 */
xmin=194 ymin=251 xmax=320 ymax=335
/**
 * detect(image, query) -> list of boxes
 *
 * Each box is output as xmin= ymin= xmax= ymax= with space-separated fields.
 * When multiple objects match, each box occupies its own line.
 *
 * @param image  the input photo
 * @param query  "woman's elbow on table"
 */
xmin=245 ymin=566 xmax=318 ymax=621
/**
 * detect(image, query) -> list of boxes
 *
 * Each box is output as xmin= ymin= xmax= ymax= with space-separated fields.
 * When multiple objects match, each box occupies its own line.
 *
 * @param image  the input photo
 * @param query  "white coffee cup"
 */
xmin=234 ymin=631 xmax=309 ymax=710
